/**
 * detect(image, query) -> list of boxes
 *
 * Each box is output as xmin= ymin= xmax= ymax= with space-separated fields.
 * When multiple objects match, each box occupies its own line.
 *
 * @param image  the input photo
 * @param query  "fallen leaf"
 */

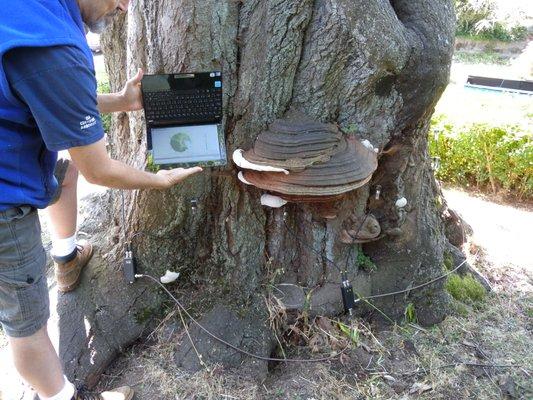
xmin=409 ymin=382 xmax=433 ymax=395
xmin=339 ymin=353 xmax=351 ymax=366
xmin=316 ymin=316 xmax=334 ymax=333
xmin=308 ymin=334 xmax=324 ymax=353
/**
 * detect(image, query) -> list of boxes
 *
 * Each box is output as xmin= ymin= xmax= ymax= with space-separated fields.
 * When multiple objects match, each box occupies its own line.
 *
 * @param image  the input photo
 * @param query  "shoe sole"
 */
xmin=57 ymin=246 xmax=95 ymax=293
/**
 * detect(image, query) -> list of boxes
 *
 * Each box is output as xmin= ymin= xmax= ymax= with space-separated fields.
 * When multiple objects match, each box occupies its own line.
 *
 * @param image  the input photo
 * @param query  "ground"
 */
xmin=1 ymin=39 xmax=532 ymax=400
xmin=85 ymin=186 xmax=531 ymax=400
xmin=1 ymin=186 xmax=530 ymax=400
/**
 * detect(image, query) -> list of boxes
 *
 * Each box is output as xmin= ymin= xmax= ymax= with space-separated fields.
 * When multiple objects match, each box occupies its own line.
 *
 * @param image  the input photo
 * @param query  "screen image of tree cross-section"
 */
xmin=151 ymin=124 xmax=224 ymax=166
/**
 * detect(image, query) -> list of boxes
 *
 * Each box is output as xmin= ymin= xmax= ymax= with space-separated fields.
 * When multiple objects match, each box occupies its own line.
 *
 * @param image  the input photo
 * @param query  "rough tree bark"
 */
xmin=55 ymin=0 xmax=457 ymax=386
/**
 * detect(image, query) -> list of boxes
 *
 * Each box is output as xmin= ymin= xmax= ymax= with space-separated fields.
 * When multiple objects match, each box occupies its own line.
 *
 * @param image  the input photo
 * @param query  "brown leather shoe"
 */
xmin=74 ymin=386 xmax=134 ymax=400
xmin=53 ymin=240 xmax=94 ymax=293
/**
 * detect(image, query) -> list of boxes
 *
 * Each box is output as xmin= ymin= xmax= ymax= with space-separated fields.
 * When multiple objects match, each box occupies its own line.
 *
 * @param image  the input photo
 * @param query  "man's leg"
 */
xmin=0 ymin=208 xmax=132 ymax=400
xmin=47 ymin=159 xmax=78 ymax=255
xmin=47 ymin=160 xmax=93 ymax=293
xmin=8 ymin=326 xmax=73 ymax=398
xmin=0 ymin=206 xmax=74 ymax=399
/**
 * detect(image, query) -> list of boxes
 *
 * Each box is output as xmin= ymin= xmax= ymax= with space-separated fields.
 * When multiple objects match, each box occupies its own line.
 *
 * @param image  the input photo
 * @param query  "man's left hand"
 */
xmin=119 ymin=68 xmax=144 ymax=112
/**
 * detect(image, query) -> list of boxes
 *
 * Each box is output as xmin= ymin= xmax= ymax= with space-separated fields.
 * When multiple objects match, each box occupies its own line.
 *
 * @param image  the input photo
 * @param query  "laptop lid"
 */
xmin=142 ymin=71 xmax=223 ymax=127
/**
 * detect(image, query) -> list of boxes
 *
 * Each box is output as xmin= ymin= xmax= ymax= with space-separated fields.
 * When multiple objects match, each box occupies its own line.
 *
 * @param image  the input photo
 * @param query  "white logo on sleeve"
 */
xmin=80 ymin=115 xmax=97 ymax=130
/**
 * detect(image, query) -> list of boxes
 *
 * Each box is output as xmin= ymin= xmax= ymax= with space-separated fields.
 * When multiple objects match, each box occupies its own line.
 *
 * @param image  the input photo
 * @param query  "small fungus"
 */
xmin=260 ymin=194 xmax=288 ymax=208
xmin=340 ymin=214 xmax=381 ymax=244
xmin=160 ymin=270 xmax=180 ymax=284
xmin=396 ymin=197 xmax=407 ymax=208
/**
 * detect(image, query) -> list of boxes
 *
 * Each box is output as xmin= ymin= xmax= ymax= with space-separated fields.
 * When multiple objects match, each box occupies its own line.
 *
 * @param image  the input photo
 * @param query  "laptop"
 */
xmin=141 ymin=71 xmax=227 ymax=168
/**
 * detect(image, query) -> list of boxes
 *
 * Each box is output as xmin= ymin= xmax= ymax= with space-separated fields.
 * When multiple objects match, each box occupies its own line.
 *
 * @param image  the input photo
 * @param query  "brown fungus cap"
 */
xmin=243 ymin=118 xmax=343 ymax=171
xmin=241 ymin=136 xmax=377 ymax=196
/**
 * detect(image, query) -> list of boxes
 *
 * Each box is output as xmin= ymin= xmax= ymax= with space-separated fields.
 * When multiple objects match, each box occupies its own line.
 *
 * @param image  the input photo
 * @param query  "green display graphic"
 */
xmin=170 ymin=132 xmax=192 ymax=152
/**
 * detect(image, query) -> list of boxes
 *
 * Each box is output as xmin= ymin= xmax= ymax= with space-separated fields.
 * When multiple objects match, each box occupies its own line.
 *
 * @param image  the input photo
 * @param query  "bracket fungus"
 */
xmin=233 ymin=115 xmax=378 ymax=218
xmin=339 ymin=213 xmax=381 ymax=244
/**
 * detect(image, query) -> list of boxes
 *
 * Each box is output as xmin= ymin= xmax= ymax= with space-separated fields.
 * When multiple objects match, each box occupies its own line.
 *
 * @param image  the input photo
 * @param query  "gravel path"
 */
xmin=443 ymin=187 xmax=532 ymax=271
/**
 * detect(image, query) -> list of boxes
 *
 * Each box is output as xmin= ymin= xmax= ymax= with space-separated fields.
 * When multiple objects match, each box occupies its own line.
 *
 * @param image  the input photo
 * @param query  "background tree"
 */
xmin=55 ymin=0 xmax=458 ymax=386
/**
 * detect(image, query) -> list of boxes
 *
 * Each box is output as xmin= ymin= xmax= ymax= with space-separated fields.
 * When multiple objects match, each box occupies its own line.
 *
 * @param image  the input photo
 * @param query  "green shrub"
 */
xmin=454 ymin=0 xmax=529 ymax=42
xmin=97 ymin=80 xmax=112 ymax=133
xmin=446 ymin=273 xmax=486 ymax=303
xmin=455 ymin=0 xmax=495 ymax=36
xmin=429 ymin=116 xmax=533 ymax=198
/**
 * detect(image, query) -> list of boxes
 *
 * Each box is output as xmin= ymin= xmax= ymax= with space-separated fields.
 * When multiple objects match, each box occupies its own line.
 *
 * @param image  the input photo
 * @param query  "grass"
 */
xmin=96 ymin=293 xmax=532 ymax=399
xmin=453 ymin=50 xmax=512 ymax=65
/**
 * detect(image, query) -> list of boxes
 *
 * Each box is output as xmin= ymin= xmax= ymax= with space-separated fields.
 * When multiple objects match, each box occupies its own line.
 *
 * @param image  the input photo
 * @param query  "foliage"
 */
xmin=404 ymin=303 xmax=418 ymax=324
xmin=337 ymin=321 xmax=360 ymax=344
xmin=454 ymin=0 xmax=529 ymax=42
xmin=446 ymin=273 xmax=486 ymax=303
xmin=145 ymin=153 xmax=160 ymax=172
xmin=443 ymin=252 xmax=454 ymax=271
xmin=357 ymin=250 xmax=376 ymax=272
xmin=429 ymin=116 xmax=533 ymax=198
xmin=97 ymin=80 xmax=112 ymax=133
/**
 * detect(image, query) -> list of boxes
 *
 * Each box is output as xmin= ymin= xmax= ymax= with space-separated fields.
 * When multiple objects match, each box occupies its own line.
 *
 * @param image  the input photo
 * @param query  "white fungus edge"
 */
xmin=232 ymin=149 xmax=289 ymax=174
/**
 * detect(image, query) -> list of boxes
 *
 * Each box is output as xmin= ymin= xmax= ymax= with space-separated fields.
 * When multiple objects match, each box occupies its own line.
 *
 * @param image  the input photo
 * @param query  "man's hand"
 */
xmin=155 ymin=167 xmax=204 ymax=189
xmin=69 ymin=139 xmax=203 ymax=189
xmin=97 ymin=68 xmax=144 ymax=114
xmin=119 ymin=68 xmax=144 ymax=112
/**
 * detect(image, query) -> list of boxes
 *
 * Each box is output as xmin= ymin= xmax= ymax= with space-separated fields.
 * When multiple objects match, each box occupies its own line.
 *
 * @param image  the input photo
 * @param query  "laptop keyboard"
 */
xmin=144 ymin=88 xmax=222 ymax=123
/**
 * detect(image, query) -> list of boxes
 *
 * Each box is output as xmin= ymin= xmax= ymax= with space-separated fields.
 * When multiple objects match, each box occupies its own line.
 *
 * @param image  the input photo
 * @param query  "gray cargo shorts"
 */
xmin=0 ymin=206 xmax=49 ymax=338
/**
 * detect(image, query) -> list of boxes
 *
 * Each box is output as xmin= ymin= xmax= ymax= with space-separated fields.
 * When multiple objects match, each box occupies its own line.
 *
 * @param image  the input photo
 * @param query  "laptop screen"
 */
xmin=151 ymin=124 xmax=225 ymax=166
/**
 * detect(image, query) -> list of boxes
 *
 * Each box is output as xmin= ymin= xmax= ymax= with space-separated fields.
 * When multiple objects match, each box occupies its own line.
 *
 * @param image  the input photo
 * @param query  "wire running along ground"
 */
xmin=136 ymin=273 xmax=349 ymax=364
xmin=120 ymin=190 xmax=478 ymax=363
xmin=134 ymin=255 xmax=475 ymax=365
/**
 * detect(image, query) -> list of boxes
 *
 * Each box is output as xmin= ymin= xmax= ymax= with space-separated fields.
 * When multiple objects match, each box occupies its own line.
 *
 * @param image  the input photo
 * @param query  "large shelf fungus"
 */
xmin=233 ymin=114 xmax=378 ymax=219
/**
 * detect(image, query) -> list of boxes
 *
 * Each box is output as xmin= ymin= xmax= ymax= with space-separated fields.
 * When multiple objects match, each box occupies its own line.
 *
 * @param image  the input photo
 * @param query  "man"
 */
xmin=0 ymin=1 xmax=202 ymax=399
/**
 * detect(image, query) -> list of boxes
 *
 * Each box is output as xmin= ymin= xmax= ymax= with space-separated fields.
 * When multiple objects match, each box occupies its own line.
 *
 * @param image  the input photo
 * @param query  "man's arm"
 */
xmin=4 ymin=46 xmax=202 ymax=190
xmin=69 ymin=138 xmax=201 ymax=189
xmin=97 ymin=68 xmax=144 ymax=114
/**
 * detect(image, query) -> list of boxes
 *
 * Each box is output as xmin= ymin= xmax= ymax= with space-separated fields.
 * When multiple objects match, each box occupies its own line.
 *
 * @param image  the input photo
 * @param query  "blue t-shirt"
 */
xmin=0 ymin=45 xmax=104 ymax=209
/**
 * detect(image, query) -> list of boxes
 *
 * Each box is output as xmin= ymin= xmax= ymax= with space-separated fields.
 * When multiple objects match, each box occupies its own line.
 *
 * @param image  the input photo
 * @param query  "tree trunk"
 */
xmin=55 ymin=0 xmax=456 ymax=386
